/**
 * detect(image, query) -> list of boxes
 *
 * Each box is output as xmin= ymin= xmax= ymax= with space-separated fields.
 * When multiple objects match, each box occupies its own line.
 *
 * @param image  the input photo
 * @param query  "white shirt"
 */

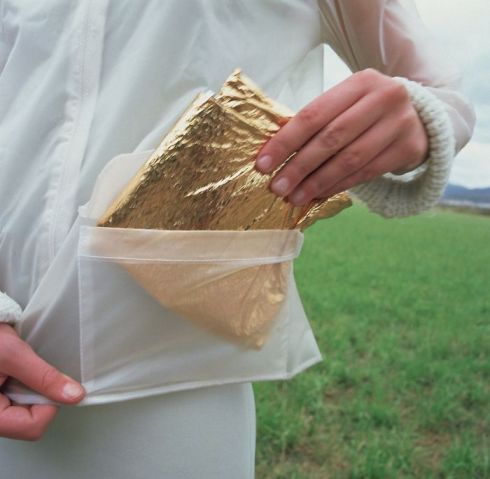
xmin=0 ymin=0 xmax=474 ymax=307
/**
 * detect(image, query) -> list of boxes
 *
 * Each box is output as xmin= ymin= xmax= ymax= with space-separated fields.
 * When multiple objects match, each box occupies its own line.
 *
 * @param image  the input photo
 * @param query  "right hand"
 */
xmin=0 ymin=323 xmax=85 ymax=441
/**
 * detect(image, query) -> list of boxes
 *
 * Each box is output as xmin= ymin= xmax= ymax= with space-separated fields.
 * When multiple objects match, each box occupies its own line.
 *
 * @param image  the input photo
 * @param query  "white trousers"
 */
xmin=0 ymin=383 xmax=256 ymax=479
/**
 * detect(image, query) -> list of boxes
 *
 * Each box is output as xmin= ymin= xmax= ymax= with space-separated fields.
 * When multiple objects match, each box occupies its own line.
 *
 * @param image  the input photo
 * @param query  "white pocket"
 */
xmin=74 ymin=149 xmax=321 ymax=403
xmin=78 ymin=224 xmax=318 ymax=402
xmin=3 ymin=149 xmax=321 ymax=406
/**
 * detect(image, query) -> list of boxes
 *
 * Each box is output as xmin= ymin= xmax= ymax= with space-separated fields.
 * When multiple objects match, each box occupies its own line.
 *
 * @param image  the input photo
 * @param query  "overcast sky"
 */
xmin=323 ymin=0 xmax=489 ymax=188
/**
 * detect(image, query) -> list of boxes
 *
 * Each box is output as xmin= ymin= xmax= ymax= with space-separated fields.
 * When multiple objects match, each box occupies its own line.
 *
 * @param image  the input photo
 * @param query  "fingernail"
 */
xmin=271 ymin=177 xmax=290 ymax=196
xmin=289 ymin=190 xmax=306 ymax=205
xmin=62 ymin=381 xmax=84 ymax=400
xmin=256 ymin=154 xmax=273 ymax=172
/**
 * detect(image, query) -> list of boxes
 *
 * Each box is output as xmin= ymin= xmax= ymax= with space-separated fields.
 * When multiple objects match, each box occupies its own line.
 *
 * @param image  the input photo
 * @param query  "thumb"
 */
xmin=1 ymin=329 xmax=85 ymax=404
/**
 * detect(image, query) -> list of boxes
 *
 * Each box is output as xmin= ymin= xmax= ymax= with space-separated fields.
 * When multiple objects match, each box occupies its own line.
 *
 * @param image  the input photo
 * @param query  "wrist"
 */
xmin=392 ymin=76 xmax=455 ymax=179
xmin=391 ymin=148 xmax=429 ymax=176
xmin=349 ymin=76 xmax=455 ymax=218
xmin=391 ymin=104 xmax=430 ymax=176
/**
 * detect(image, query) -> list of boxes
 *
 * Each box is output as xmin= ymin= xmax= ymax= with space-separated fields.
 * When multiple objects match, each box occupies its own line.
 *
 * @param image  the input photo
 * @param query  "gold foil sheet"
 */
xmin=122 ymin=261 xmax=289 ymax=350
xmin=88 ymin=228 xmax=300 ymax=350
xmin=96 ymin=69 xmax=351 ymax=349
xmin=98 ymin=69 xmax=351 ymax=230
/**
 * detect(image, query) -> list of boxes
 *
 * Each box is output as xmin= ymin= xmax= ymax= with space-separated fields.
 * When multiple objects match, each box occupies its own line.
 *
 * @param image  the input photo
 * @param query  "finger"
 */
xmin=268 ymin=89 xmax=393 ymax=198
xmin=286 ymin=109 xmax=405 ymax=206
xmin=0 ymin=394 xmax=58 ymax=441
xmin=320 ymin=124 xmax=429 ymax=199
xmin=0 ymin=330 xmax=85 ymax=404
xmin=255 ymin=72 xmax=370 ymax=174
xmin=318 ymin=138 xmax=414 ymax=199
xmin=277 ymin=116 xmax=292 ymax=127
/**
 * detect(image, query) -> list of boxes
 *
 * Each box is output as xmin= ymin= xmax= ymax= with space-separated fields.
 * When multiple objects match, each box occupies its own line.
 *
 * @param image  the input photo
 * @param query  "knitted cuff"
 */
xmin=0 ymin=291 xmax=22 ymax=326
xmin=348 ymin=77 xmax=455 ymax=218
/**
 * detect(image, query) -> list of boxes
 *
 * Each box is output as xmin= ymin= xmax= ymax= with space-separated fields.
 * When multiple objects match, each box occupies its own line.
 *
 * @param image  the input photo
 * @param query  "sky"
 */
xmin=323 ymin=0 xmax=490 ymax=189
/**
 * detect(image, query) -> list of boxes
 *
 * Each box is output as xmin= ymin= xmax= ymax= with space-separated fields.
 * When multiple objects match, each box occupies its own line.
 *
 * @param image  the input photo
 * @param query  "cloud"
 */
xmin=474 ymin=105 xmax=490 ymax=143
xmin=451 ymin=142 xmax=490 ymax=188
xmin=414 ymin=0 xmax=490 ymax=47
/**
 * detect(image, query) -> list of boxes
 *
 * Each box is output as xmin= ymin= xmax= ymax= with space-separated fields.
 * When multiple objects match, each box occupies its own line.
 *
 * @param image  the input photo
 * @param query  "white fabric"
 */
xmin=0 ymin=291 xmax=21 ymax=324
xmin=0 ymin=383 xmax=257 ymax=479
xmin=0 ymin=0 xmax=474 ymax=477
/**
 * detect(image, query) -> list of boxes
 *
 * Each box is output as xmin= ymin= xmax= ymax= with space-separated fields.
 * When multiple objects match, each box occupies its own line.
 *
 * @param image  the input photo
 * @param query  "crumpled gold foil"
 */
xmin=97 ymin=69 xmax=351 ymax=349
xmin=98 ymin=68 xmax=351 ymax=230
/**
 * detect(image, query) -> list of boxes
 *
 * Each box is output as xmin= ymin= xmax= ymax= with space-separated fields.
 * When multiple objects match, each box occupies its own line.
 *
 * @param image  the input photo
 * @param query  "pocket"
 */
xmin=77 ymin=224 xmax=311 ymax=401
xmin=3 ymin=146 xmax=321 ymax=406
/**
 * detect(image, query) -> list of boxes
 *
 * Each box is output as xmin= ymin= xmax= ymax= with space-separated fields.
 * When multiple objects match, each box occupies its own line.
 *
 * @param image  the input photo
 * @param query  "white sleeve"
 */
xmin=316 ymin=0 xmax=476 ymax=217
xmin=0 ymin=291 xmax=22 ymax=325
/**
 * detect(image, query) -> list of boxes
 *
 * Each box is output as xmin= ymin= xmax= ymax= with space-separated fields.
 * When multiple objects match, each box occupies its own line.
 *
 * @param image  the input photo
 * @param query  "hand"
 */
xmin=255 ymin=68 xmax=429 ymax=206
xmin=0 ymin=323 xmax=85 ymax=441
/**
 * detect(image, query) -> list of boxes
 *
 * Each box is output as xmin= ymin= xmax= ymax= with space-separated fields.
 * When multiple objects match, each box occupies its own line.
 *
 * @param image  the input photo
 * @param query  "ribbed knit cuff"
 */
xmin=349 ymin=77 xmax=455 ymax=218
xmin=0 ymin=291 xmax=22 ymax=326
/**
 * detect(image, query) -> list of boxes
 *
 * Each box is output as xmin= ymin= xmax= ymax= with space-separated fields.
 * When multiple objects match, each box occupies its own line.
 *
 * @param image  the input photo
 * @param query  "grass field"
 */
xmin=254 ymin=205 xmax=489 ymax=478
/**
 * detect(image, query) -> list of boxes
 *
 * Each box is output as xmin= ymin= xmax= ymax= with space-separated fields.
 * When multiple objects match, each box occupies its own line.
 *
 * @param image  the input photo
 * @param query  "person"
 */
xmin=0 ymin=0 xmax=475 ymax=477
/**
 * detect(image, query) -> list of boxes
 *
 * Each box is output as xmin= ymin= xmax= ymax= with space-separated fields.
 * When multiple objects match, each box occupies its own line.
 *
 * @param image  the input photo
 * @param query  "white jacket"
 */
xmin=0 ymin=0 xmax=475 ymax=405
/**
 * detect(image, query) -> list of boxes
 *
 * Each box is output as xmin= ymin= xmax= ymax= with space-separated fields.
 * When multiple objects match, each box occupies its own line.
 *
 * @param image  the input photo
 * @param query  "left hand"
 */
xmin=255 ymin=68 xmax=429 ymax=206
xmin=0 ymin=323 xmax=85 ymax=441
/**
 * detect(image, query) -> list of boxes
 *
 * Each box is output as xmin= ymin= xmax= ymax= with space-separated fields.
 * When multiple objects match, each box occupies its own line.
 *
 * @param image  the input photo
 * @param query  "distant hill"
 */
xmin=441 ymin=184 xmax=490 ymax=207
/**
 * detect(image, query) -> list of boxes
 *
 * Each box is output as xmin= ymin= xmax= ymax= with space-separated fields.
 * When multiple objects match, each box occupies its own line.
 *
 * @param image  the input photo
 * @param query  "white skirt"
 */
xmin=0 ymin=383 xmax=256 ymax=479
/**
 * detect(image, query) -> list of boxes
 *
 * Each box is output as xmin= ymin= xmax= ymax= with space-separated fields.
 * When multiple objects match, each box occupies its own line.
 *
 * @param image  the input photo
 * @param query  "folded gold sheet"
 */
xmin=88 ymin=229 xmax=299 ymax=349
xmin=97 ymin=69 xmax=351 ymax=349
xmin=98 ymin=69 xmax=351 ymax=230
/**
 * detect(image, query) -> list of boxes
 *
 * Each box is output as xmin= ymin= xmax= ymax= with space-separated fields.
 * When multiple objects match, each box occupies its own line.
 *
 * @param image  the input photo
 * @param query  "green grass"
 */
xmin=254 ymin=205 xmax=490 ymax=479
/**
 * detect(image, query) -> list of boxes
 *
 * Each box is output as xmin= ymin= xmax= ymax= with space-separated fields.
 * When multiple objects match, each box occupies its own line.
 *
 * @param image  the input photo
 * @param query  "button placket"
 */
xmin=46 ymin=0 xmax=109 ymax=265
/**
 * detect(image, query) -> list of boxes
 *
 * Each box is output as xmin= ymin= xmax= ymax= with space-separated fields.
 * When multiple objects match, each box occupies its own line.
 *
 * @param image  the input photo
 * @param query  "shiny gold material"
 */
xmin=98 ymin=68 xmax=351 ymax=230
xmin=123 ymin=261 xmax=290 ymax=350
xmin=96 ymin=69 xmax=351 ymax=349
